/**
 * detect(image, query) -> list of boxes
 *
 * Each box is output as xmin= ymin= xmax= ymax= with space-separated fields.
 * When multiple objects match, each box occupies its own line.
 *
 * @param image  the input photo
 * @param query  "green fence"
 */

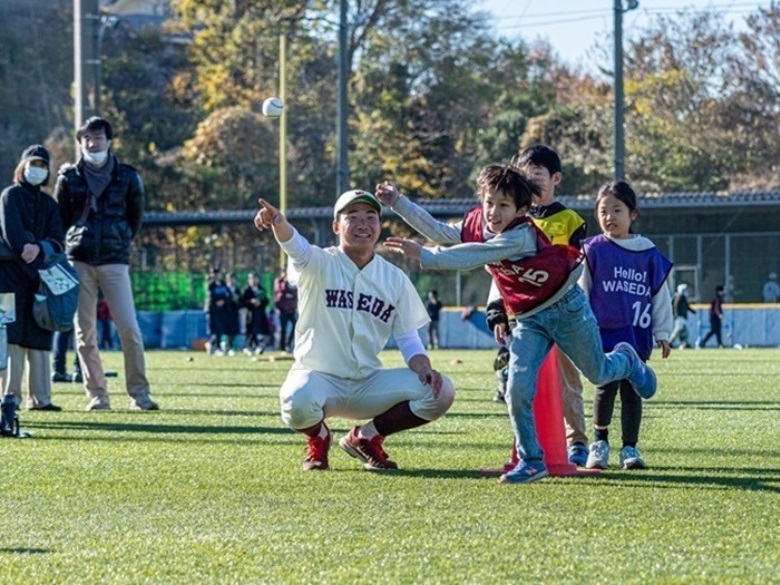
xmin=131 ymin=271 xmax=278 ymax=311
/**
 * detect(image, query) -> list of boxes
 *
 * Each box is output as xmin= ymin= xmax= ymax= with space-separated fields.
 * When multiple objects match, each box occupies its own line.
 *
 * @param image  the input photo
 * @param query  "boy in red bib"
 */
xmin=378 ymin=165 xmax=657 ymax=484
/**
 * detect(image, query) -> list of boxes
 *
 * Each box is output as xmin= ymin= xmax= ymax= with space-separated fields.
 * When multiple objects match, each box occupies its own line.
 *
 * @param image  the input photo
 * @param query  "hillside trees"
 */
xmin=619 ymin=6 xmax=780 ymax=192
xmin=0 ymin=4 xmax=73 ymax=180
xmin=2 ymin=2 xmax=780 ymax=211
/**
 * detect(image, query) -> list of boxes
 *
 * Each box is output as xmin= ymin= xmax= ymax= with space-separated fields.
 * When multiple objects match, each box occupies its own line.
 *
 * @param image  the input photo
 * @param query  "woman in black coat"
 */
xmin=0 ymin=145 xmax=64 ymax=410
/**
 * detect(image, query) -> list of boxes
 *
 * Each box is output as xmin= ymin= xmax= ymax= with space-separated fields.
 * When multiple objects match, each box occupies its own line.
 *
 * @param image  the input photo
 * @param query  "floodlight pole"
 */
xmin=614 ymin=0 xmax=638 ymax=180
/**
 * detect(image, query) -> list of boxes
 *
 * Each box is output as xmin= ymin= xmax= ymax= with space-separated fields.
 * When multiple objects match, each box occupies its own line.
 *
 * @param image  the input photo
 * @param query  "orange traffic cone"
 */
xmin=480 ymin=346 xmax=597 ymax=476
xmin=534 ymin=346 xmax=578 ymax=475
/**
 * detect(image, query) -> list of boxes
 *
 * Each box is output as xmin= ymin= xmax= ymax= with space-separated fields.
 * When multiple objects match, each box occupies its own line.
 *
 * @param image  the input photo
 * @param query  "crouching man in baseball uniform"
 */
xmin=254 ymin=190 xmax=455 ymax=471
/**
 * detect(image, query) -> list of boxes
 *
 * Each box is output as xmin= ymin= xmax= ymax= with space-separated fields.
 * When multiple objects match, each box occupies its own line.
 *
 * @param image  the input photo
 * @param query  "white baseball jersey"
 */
xmin=281 ymin=230 xmax=429 ymax=379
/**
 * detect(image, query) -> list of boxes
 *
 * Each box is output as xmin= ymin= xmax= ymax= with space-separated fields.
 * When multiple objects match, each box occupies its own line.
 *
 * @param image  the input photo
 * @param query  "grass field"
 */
xmin=4 ymin=348 xmax=780 ymax=584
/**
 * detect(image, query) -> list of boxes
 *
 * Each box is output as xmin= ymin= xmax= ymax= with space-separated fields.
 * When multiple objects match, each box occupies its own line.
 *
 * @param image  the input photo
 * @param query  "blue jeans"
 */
xmin=506 ymin=286 xmax=634 ymax=462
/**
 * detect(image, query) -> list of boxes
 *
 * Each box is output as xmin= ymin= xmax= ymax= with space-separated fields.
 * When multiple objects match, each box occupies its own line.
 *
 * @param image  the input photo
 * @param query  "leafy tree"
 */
xmin=0 ymin=4 xmax=72 ymax=180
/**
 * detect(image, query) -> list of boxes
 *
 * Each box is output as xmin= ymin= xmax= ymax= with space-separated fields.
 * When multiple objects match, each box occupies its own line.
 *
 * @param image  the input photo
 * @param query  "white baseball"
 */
xmin=262 ymin=97 xmax=284 ymax=118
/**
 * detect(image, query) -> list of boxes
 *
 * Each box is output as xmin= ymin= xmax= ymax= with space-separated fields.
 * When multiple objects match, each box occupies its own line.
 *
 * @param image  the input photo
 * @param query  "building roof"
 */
xmin=143 ymin=190 xmax=780 ymax=227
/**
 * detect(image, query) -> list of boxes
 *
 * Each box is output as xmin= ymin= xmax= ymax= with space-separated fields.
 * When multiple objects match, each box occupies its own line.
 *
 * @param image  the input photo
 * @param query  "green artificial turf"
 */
xmin=3 ymin=348 xmax=779 ymax=584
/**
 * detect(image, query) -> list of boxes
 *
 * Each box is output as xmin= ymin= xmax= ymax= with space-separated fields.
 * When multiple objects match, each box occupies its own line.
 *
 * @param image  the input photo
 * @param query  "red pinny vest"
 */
xmin=460 ymin=206 xmax=583 ymax=316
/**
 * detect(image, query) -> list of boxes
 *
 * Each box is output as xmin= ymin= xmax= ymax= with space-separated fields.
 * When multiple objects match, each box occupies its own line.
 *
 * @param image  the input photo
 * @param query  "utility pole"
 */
xmin=74 ymin=0 xmax=101 ymax=137
xmin=336 ymin=0 xmax=349 ymax=196
xmin=613 ymin=0 xmax=638 ymax=180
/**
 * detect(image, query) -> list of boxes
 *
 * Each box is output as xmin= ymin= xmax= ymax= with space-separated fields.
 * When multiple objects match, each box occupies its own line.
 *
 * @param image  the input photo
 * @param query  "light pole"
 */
xmin=337 ymin=0 xmax=349 ymax=196
xmin=613 ymin=0 xmax=638 ymax=180
xmin=279 ymin=33 xmax=288 ymax=269
xmin=73 ymin=0 xmax=100 ymax=136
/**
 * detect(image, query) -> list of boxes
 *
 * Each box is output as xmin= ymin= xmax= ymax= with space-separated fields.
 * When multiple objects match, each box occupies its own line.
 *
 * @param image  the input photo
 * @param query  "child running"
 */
xmin=510 ymin=144 xmax=589 ymax=465
xmin=578 ymin=180 xmax=673 ymax=470
xmin=377 ymin=165 xmax=658 ymax=484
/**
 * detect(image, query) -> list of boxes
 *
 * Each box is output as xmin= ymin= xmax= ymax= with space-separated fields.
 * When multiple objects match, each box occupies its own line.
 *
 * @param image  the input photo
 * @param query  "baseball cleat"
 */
xmin=303 ymin=424 xmax=332 ymax=471
xmin=339 ymin=426 xmax=399 ymax=470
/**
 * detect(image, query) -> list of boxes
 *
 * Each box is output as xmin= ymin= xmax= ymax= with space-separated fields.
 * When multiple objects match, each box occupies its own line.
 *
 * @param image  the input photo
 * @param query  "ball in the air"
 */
xmin=262 ymin=97 xmax=284 ymax=118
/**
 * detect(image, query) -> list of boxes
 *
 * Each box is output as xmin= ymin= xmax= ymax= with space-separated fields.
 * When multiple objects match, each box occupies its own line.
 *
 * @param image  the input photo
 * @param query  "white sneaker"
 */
xmin=86 ymin=396 xmax=111 ymax=411
xmin=619 ymin=446 xmax=646 ymax=469
xmin=130 ymin=395 xmax=159 ymax=411
xmin=586 ymin=440 xmax=610 ymax=469
xmin=243 ymin=348 xmax=253 ymax=356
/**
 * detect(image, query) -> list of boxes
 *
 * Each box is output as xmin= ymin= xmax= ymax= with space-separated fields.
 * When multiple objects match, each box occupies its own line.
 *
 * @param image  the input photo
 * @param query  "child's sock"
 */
xmin=595 ymin=428 xmax=609 ymax=443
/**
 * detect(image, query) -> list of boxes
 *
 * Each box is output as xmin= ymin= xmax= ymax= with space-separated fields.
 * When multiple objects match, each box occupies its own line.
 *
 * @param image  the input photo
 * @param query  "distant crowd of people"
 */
xmin=203 ymin=267 xmax=298 ymax=356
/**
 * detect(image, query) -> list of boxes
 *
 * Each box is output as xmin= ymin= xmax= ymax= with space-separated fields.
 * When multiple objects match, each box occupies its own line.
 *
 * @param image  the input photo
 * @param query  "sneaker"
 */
xmin=619 ymin=446 xmax=646 ymax=470
xmin=71 ymin=372 xmax=83 ymax=383
xmin=339 ymin=426 xmax=399 ymax=470
xmin=500 ymin=459 xmax=549 ymax=484
xmin=86 ymin=396 xmax=111 ymax=411
xmin=243 ymin=348 xmax=253 ymax=356
xmin=614 ymin=342 xmax=657 ymax=399
xmin=494 ymin=368 xmax=508 ymax=403
xmin=130 ymin=395 xmax=159 ymax=411
xmin=303 ymin=424 xmax=331 ymax=471
xmin=493 ymin=347 xmax=510 ymax=371
xmin=28 ymin=403 xmax=62 ymax=411
xmin=586 ymin=440 xmax=610 ymax=469
xmin=567 ymin=442 xmax=589 ymax=467
xmin=51 ymin=372 xmax=70 ymax=383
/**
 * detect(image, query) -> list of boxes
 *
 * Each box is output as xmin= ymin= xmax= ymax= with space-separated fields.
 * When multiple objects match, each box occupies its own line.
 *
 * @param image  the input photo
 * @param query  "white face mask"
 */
xmin=23 ymin=164 xmax=49 ymax=186
xmin=83 ymin=149 xmax=109 ymax=165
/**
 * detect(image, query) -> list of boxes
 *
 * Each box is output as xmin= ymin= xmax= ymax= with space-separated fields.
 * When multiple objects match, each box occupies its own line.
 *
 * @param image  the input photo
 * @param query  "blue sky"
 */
xmin=476 ymin=1 xmax=768 ymax=69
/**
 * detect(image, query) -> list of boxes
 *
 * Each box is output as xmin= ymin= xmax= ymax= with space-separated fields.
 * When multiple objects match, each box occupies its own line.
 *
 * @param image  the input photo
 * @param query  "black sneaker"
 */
xmin=51 ymin=372 xmax=70 ymax=383
xmin=29 ymin=403 xmax=62 ymax=412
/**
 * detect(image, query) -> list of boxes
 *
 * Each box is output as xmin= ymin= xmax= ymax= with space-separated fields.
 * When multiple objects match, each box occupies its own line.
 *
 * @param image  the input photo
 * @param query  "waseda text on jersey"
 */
xmin=324 ymin=289 xmax=396 ymax=323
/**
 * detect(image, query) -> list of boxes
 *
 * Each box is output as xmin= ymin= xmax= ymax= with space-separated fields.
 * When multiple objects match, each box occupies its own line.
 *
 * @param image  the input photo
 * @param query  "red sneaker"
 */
xmin=339 ymin=426 xmax=399 ymax=470
xmin=302 ymin=424 xmax=331 ymax=471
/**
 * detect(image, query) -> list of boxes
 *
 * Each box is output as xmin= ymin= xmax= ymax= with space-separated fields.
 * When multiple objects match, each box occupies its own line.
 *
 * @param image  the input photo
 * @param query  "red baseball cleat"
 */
xmin=302 ymin=424 xmax=332 ymax=471
xmin=339 ymin=426 xmax=399 ymax=470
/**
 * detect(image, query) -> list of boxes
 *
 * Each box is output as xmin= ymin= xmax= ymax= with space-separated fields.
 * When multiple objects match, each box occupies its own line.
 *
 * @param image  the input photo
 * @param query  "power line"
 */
xmin=496 ymin=3 xmax=761 ymax=30
xmin=488 ymin=2 xmax=772 ymax=27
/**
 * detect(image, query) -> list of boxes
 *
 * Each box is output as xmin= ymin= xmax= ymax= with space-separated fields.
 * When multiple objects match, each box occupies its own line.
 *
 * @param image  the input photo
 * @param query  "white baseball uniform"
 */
xmin=277 ymin=228 xmax=454 ymax=430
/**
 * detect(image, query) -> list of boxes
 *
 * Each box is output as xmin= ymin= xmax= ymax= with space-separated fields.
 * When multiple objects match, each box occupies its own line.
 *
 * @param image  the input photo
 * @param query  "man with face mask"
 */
xmin=54 ymin=117 xmax=158 ymax=411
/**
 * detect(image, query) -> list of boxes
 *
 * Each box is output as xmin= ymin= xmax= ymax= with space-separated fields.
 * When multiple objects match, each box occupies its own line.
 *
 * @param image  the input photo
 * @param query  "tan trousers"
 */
xmin=72 ymin=262 xmax=150 ymax=400
xmin=1 ymin=344 xmax=53 ymax=408
xmin=557 ymin=350 xmax=589 ymax=446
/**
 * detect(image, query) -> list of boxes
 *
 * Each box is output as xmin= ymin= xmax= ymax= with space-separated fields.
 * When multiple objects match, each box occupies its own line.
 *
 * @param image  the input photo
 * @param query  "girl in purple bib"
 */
xmin=579 ymin=180 xmax=673 ymax=470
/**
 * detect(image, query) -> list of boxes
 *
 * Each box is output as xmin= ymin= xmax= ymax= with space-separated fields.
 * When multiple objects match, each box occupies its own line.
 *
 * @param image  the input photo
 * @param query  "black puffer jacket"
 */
xmin=54 ymin=155 xmax=144 ymax=265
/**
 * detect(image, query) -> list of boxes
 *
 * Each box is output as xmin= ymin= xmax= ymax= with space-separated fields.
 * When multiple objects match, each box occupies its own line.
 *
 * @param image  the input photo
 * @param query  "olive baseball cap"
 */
xmin=333 ymin=189 xmax=382 ymax=219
